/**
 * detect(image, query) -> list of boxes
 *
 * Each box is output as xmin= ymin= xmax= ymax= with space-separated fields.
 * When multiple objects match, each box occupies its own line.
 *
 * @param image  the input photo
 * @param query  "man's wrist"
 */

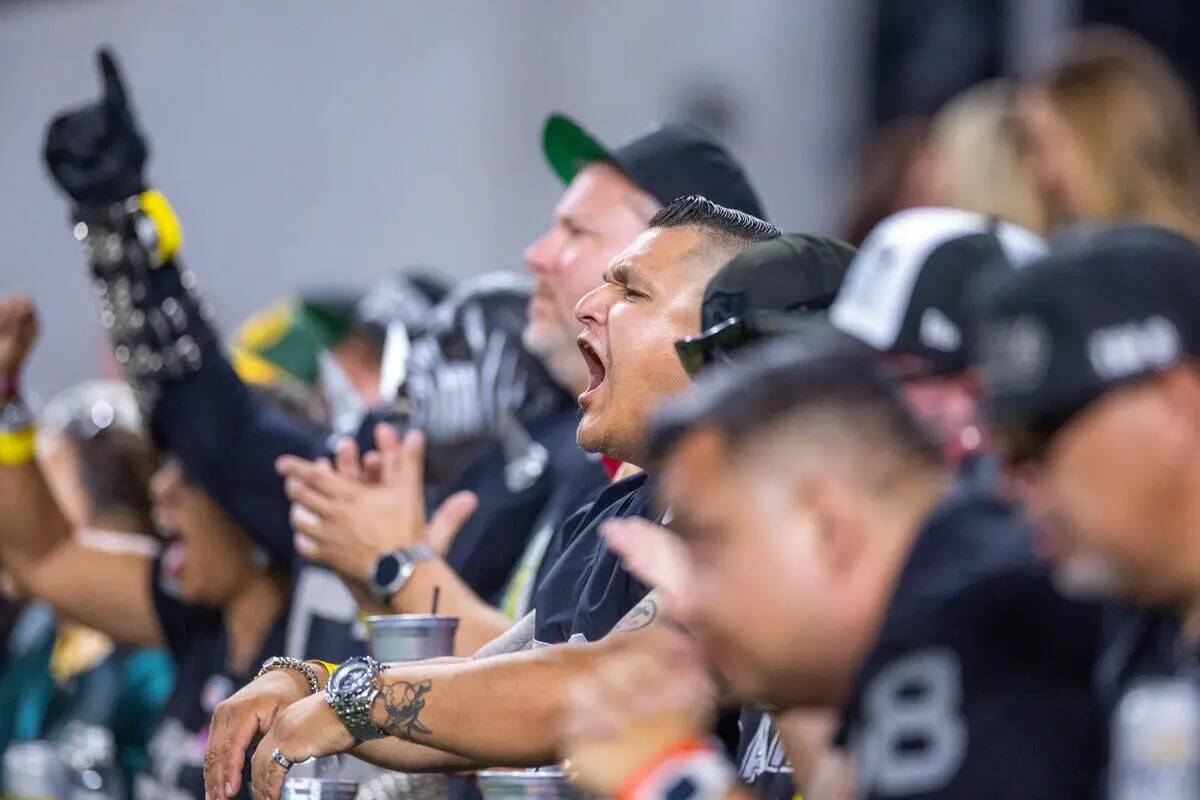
xmin=370 ymin=544 xmax=436 ymax=603
xmin=616 ymin=740 xmax=734 ymax=800
xmin=309 ymin=659 xmax=339 ymax=689
xmin=257 ymin=656 xmax=322 ymax=696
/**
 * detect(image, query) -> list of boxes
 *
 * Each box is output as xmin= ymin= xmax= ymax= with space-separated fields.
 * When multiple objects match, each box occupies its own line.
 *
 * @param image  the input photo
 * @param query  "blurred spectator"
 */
xmin=0 ymin=304 xmax=309 ymax=799
xmin=840 ymin=117 xmax=938 ymax=246
xmin=928 ymin=80 xmax=1048 ymax=233
xmin=845 ymin=81 xmax=1047 ymax=247
xmin=0 ymin=382 xmax=174 ymax=793
xmin=1016 ymin=26 xmax=1200 ymax=239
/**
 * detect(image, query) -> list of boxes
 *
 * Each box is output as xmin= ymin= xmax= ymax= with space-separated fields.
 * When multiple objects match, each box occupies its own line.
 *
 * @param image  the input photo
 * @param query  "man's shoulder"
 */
xmin=870 ymin=483 xmax=1103 ymax=683
xmin=886 ymin=486 xmax=1039 ymax=625
xmin=1095 ymin=605 xmax=1184 ymax=710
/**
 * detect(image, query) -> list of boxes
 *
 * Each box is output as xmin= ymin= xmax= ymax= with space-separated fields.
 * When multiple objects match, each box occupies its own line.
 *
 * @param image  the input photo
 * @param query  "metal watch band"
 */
xmin=325 ymin=657 xmax=388 ymax=742
xmin=256 ymin=656 xmax=320 ymax=696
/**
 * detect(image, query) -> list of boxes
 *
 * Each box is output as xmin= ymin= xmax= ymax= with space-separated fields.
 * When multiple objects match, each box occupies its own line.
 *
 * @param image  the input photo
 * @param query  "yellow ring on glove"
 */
xmin=0 ymin=427 xmax=36 ymax=466
xmin=139 ymin=189 xmax=183 ymax=264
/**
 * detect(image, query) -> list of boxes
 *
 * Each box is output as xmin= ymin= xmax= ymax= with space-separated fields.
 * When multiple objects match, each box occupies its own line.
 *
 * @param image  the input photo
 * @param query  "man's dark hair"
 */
xmin=649 ymin=195 xmax=781 ymax=250
xmin=649 ymin=337 xmax=941 ymax=472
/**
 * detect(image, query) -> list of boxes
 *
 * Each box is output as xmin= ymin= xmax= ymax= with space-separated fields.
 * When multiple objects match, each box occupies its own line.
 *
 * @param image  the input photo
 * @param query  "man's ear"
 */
xmin=799 ymin=474 xmax=863 ymax=576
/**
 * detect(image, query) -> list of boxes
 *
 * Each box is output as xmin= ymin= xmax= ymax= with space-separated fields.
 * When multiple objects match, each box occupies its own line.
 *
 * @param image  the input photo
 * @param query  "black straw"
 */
xmin=431 ymin=586 xmax=441 ymax=615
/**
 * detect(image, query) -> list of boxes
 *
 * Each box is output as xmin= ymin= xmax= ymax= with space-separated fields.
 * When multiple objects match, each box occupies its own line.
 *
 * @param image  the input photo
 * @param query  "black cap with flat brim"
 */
xmin=542 ymin=112 xmax=767 ymax=220
xmin=674 ymin=233 xmax=857 ymax=375
xmin=976 ymin=224 xmax=1200 ymax=430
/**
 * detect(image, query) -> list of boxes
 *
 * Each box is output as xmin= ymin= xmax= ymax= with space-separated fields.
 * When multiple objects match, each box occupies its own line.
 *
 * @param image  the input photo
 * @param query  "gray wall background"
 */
xmin=1 ymin=0 xmax=869 ymax=397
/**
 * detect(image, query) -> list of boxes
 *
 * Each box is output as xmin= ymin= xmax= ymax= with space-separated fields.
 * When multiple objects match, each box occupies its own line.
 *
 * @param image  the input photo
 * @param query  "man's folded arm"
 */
xmin=359 ymin=593 xmax=661 ymax=768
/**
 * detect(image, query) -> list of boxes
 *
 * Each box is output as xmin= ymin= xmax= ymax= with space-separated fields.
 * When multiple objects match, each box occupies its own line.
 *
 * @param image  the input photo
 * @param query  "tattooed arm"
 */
xmin=361 ymin=592 xmax=662 ymax=767
xmin=341 ymin=609 xmax=537 ymax=769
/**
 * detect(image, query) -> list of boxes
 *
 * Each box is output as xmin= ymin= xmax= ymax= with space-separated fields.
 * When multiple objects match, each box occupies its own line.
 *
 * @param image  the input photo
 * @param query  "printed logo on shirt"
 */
xmin=739 ymin=714 xmax=793 ymax=783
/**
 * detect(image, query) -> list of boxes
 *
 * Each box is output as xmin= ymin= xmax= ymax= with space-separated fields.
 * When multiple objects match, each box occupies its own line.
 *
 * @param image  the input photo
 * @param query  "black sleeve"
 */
xmin=150 ymin=344 xmax=326 ymax=569
xmin=136 ymin=261 xmax=327 ymax=569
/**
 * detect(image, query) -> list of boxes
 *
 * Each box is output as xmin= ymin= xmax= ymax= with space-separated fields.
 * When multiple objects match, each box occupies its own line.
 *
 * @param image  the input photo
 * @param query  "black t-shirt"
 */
xmin=840 ymin=481 xmax=1105 ymax=800
xmin=736 ymin=706 xmax=795 ymax=800
xmin=1095 ymin=607 xmax=1200 ymax=798
xmin=532 ymin=473 xmax=655 ymax=646
xmin=135 ymin=552 xmax=286 ymax=800
xmin=444 ymin=403 xmax=608 ymax=607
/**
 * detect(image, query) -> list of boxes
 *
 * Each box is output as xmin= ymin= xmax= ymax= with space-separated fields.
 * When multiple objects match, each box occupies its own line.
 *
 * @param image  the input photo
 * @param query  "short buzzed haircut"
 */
xmin=649 ymin=195 xmax=781 ymax=253
xmin=649 ymin=337 xmax=941 ymax=478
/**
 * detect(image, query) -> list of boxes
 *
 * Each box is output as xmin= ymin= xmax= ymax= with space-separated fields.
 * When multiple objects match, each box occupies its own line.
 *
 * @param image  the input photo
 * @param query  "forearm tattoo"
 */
xmin=379 ymin=679 xmax=434 ymax=740
xmin=473 ymin=610 xmax=536 ymax=658
xmin=613 ymin=592 xmax=659 ymax=633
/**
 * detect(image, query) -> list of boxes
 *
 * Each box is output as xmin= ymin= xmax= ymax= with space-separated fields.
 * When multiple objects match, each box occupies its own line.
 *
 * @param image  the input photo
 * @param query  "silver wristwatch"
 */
xmin=256 ymin=656 xmax=320 ymax=695
xmin=324 ymin=656 xmax=387 ymax=742
xmin=369 ymin=543 xmax=435 ymax=602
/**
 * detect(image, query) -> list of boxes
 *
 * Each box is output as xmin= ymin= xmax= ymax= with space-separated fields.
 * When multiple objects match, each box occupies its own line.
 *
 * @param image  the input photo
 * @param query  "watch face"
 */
xmin=331 ymin=659 xmax=372 ymax=697
xmin=373 ymin=553 xmax=401 ymax=589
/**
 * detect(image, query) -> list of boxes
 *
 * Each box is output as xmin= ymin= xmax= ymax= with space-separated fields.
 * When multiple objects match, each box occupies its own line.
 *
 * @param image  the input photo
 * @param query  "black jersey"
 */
xmin=136 ymin=552 xmax=286 ymax=800
xmin=532 ymin=473 xmax=655 ymax=646
xmin=736 ymin=706 xmax=795 ymax=800
xmin=840 ymin=481 xmax=1105 ymax=800
xmin=442 ymin=404 xmax=607 ymax=607
xmin=1095 ymin=607 xmax=1200 ymax=799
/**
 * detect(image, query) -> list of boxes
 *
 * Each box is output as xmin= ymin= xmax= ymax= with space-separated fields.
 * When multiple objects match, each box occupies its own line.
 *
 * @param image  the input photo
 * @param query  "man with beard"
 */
xmin=200 ymin=196 xmax=779 ymax=800
xmin=281 ymin=112 xmax=773 ymax=656
xmin=974 ymin=224 xmax=1200 ymax=797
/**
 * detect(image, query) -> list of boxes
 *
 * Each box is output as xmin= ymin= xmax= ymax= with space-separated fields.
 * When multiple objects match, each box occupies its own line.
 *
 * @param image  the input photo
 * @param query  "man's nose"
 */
xmin=524 ymin=229 xmax=560 ymax=277
xmin=574 ymin=282 xmax=611 ymax=327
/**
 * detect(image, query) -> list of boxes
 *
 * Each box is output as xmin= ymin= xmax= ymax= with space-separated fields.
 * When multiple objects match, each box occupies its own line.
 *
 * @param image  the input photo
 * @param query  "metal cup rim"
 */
xmin=477 ymin=769 xmax=567 ymax=782
xmin=365 ymin=614 xmax=460 ymax=629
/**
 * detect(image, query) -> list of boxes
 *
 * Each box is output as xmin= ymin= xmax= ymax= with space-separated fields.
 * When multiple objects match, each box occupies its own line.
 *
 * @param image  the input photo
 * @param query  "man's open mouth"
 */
xmin=577 ymin=337 xmax=606 ymax=398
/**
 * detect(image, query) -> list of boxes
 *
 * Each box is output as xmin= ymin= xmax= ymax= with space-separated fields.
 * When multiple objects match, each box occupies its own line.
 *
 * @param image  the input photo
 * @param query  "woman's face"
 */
xmin=149 ymin=460 xmax=256 ymax=607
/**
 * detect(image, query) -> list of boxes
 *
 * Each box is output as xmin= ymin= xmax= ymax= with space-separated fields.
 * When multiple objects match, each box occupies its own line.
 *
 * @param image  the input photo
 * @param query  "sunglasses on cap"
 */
xmin=675 ymin=310 xmax=828 ymax=376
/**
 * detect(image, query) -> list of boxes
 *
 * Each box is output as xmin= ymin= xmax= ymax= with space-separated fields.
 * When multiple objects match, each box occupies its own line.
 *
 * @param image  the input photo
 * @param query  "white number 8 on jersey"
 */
xmin=855 ymin=648 xmax=967 ymax=797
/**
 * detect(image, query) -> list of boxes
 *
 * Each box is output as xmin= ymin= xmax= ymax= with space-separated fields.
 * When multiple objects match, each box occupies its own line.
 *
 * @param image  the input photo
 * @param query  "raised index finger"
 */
xmin=97 ymin=47 xmax=129 ymax=108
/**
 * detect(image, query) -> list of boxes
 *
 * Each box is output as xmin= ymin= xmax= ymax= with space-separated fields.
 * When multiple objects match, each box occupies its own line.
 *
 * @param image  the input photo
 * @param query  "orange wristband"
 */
xmin=616 ymin=739 xmax=720 ymax=800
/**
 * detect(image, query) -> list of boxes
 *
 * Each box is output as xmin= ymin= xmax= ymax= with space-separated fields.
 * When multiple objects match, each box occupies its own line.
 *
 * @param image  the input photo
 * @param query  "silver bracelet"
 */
xmin=256 ymin=656 xmax=320 ymax=695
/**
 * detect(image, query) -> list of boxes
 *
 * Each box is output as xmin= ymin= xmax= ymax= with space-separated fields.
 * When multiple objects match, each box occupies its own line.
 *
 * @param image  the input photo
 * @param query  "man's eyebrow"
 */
xmin=612 ymin=261 xmax=653 ymax=291
xmin=557 ymin=210 xmax=598 ymax=228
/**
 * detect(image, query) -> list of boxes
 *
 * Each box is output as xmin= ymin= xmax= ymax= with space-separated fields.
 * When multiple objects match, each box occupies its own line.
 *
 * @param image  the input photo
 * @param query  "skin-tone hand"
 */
xmin=0 ymin=295 xmax=38 ymax=379
xmin=203 ymin=666 xmax=325 ymax=799
xmin=277 ymin=425 xmax=477 ymax=583
xmin=250 ymin=691 xmax=357 ymax=800
xmin=559 ymin=627 xmax=716 ymax=796
xmin=602 ymin=517 xmax=692 ymax=617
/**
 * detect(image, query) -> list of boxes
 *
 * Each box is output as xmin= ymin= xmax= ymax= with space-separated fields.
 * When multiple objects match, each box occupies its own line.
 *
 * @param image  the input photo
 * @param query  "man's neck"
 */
xmin=860 ymin=467 xmax=954 ymax=642
xmin=223 ymin=568 xmax=286 ymax=675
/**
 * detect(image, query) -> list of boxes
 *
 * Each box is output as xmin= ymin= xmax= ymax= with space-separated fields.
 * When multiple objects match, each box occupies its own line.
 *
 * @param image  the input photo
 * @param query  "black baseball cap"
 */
xmin=675 ymin=233 xmax=856 ymax=374
xmin=975 ymin=224 xmax=1200 ymax=460
xmin=830 ymin=207 xmax=1046 ymax=375
xmin=542 ymin=113 xmax=767 ymax=220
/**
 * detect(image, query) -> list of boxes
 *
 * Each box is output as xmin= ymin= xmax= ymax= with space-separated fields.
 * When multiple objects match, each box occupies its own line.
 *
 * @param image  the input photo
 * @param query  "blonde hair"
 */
xmin=933 ymin=80 xmax=1047 ymax=233
xmin=1037 ymin=26 xmax=1200 ymax=240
